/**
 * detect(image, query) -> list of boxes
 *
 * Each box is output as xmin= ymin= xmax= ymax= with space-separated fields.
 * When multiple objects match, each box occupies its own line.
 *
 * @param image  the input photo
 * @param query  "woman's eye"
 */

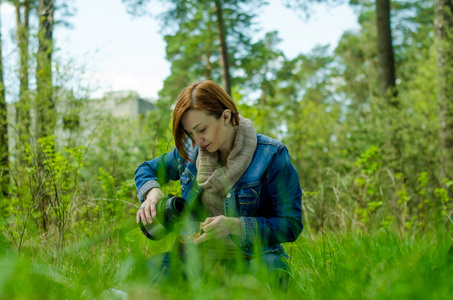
xmin=199 ymin=129 xmax=205 ymax=133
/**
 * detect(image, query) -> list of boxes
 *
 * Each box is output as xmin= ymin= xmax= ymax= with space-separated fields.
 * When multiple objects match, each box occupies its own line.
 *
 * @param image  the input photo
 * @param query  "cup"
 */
xmin=178 ymin=221 xmax=202 ymax=243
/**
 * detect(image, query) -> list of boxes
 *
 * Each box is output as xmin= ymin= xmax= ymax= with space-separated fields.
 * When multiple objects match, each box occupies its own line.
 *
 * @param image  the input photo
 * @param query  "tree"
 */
xmin=15 ymin=0 xmax=30 ymax=104
xmin=13 ymin=0 xmax=32 ymax=164
xmin=434 ymin=0 xmax=453 ymax=181
xmin=278 ymin=46 xmax=339 ymax=187
xmin=376 ymin=0 xmax=397 ymax=102
xmin=36 ymin=0 xmax=55 ymax=139
xmin=375 ymin=0 xmax=403 ymax=172
xmin=33 ymin=0 xmax=55 ymax=232
xmin=213 ymin=0 xmax=231 ymax=95
xmin=237 ymin=31 xmax=285 ymax=136
xmin=0 ymin=0 xmax=9 ymax=197
xmin=240 ymin=31 xmax=284 ymax=107
xmin=159 ymin=0 xmax=261 ymax=102
xmin=122 ymin=0 xmax=263 ymax=98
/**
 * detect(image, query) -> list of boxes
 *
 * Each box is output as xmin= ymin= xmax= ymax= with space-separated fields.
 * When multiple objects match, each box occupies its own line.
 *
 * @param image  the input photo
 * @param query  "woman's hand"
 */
xmin=136 ymin=188 xmax=165 ymax=225
xmin=194 ymin=215 xmax=242 ymax=245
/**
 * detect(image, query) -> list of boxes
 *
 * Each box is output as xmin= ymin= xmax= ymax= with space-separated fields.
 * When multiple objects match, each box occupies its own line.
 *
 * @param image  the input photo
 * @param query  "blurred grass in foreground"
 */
xmin=0 ymin=223 xmax=452 ymax=300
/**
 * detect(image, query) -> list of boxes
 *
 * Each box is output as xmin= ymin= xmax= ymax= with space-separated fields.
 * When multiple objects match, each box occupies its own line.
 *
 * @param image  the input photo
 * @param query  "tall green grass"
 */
xmin=1 ymin=222 xmax=452 ymax=299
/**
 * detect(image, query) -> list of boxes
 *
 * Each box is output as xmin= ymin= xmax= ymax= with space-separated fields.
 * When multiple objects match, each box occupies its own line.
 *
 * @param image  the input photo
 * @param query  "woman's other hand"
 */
xmin=136 ymin=188 xmax=165 ymax=225
xmin=194 ymin=215 xmax=242 ymax=245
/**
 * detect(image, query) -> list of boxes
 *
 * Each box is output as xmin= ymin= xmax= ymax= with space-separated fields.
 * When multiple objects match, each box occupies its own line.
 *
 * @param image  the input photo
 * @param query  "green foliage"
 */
xmin=352 ymin=145 xmax=382 ymax=225
xmin=355 ymin=145 xmax=380 ymax=174
xmin=435 ymin=187 xmax=449 ymax=208
xmin=98 ymin=167 xmax=116 ymax=200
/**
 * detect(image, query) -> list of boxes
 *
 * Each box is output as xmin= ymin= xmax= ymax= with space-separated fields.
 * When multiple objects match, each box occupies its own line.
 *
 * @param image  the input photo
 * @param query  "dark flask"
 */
xmin=139 ymin=194 xmax=186 ymax=240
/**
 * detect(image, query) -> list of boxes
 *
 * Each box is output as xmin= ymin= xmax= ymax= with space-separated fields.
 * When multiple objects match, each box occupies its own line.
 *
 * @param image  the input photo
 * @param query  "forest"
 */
xmin=0 ymin=0 xmax=452 ymax=299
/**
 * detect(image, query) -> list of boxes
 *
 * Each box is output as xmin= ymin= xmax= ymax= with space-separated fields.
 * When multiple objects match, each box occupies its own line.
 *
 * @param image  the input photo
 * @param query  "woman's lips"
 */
xmin=203 ymin=143 xmax=211 ymax=148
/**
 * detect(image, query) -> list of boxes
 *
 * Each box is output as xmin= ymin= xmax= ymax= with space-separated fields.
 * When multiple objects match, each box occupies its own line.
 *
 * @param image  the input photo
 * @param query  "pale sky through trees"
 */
xmin=0 ymin=0 xmax=358 ymax=101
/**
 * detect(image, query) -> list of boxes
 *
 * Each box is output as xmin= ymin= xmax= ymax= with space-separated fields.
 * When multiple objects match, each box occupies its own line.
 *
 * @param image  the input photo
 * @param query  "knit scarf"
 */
xmin=196 ymin=115 xmax=257 ymax=217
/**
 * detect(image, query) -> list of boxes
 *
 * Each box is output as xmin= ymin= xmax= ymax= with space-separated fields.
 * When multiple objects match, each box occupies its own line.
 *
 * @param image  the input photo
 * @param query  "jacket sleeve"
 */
xmin=238 ymin=146 xmax=303 ymax=248
xmin=134 ymin=147 xmax=183 ymax=204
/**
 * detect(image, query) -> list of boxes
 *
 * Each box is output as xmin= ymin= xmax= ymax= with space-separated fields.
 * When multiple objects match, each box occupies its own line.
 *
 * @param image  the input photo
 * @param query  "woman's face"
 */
xmin=181 ymin=109 xmax=231 ymax=153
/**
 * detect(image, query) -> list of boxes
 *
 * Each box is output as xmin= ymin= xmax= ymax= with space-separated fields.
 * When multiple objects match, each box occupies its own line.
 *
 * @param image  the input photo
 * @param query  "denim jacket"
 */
xmin=134 ymin=134 xmax=303 ymax=258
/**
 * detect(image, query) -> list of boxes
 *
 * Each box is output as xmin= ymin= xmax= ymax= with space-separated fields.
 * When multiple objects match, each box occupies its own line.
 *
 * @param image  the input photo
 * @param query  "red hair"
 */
xmin=172 ymin=80 xmax=240 ymax=160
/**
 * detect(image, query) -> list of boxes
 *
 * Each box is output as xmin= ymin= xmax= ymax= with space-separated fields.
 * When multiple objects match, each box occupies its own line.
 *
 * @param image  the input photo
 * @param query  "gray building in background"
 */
xmin=92 ymin=91 xmax=156 ymax=119
xmin=7 ymin=90 xmax=156 ymax=157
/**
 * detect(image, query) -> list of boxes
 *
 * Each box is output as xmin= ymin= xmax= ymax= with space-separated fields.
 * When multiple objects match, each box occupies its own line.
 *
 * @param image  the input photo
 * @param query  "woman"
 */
xmin=134 ymin=80 xmax=303 ymax=287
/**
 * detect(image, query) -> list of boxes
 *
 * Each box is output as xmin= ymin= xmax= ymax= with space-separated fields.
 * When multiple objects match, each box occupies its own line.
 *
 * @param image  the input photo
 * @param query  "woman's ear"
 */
xmin=222 ymin=109 xmax=232 ymax=125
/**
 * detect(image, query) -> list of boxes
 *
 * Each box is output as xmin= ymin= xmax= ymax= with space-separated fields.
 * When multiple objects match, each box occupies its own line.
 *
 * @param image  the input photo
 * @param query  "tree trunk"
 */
xmin=204 ymin=53 xmax=213 ymax=79
xmin=15 ymin=0 xmax=31 ymax=160
xmin=376 ymin=0 xmax=403 ymax=172
xmin=18 ymin=0 xmax=29 ymax=98
xmin=36 ymin=0 xmax=55 ymax=139
xmin=36 ymin=0 xmax=55 ymax=233
xmin=376 ymin=0 xmax=397 ymax=103
xmin=435 ymin=0 xmax=453 ymax=181
xmin=214 ymin=0 xmax=231 ymax=96
xmin=0 ymin=0 xmax=9 ymax=197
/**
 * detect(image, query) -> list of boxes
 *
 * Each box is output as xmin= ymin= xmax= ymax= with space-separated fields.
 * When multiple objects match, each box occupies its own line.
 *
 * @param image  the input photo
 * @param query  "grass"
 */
xmin=0 ymin=223 xmax=452 ymax=299
xmin=291 ymin=227 xmax=453 ymax=299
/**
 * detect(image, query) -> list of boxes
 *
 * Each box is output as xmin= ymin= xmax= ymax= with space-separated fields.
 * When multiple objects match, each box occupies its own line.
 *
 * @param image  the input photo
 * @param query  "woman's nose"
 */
xmin=195 ymin=137 xmax=203 ymax=146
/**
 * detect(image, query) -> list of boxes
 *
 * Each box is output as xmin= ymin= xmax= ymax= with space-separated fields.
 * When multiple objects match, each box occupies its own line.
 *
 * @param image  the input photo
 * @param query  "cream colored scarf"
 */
xmin=196 ymin=115 xmax=257 ymax=217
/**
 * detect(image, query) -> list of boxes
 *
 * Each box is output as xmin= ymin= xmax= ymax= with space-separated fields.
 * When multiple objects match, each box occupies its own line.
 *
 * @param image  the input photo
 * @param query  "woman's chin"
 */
xmin=207 ymin=147 xmax=219 ymax=153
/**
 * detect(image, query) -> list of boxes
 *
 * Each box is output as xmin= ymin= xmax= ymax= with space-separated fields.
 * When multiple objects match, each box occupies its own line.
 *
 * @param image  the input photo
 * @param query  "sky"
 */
xmin=0 ymin=0 xmax=359 ymax=101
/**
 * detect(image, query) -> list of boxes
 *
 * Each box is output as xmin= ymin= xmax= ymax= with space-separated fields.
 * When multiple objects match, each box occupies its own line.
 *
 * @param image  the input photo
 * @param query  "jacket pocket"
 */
xmin=237 ymin=181 xmax=262 ymax=215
